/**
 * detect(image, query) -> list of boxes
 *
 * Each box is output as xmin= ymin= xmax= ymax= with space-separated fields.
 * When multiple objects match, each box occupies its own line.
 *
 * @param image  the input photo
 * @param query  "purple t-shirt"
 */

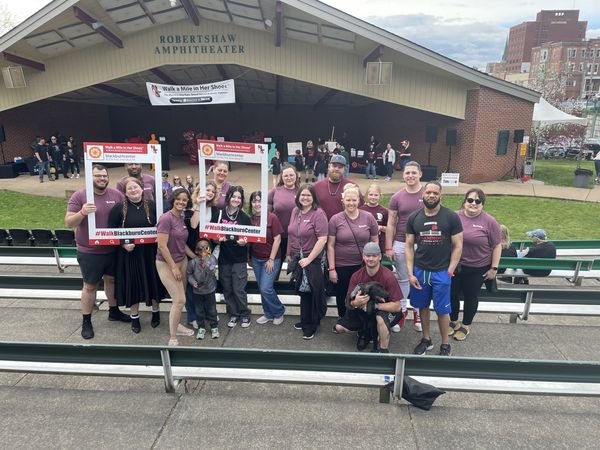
xmin=268 ymin=186 xmax=297 ymax=238
xmin=250 ymin=212 xmax=283 ymax=260
xmin=313 ymin=178 xmax=362 ymax=220
xmin=116 ymin=173 xmax=156 ymax=201
xmin=457 ymin=210 xmax=501 ymax=267
xmin=214 ymin=181 xmax=231 ymax=209
xmin=388 ymin=188 xmax=423 ymax=242
xmin=156 ymin=210 xmax=189 ymax=263
xmin=287 ymin=207 xmax=328 ymax=257
xmin=360 ymin=204 xmax=389 ymax=253
xmin=67 ymin=188 xmax=124 ymax=254
xmin=328 ymin=211 xmax=378 ymax=267
xmin=348 ymin=265 xmax=403 ymax=304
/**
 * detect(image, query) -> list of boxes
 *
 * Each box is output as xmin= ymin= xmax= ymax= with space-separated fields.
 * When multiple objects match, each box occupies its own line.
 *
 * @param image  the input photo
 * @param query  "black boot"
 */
xmin=131 ymin=316 xmax=141 ymax=334
xmin=108 ymin=306 xmax=131 ymax=322
xmin=81 ymin=314 xmax=94 ymax=339
xmin=151 ymin=311 xmax=160 ymax=328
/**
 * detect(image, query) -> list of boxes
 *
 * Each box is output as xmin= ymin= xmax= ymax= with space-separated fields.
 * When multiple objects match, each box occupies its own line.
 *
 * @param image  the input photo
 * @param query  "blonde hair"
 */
xmin=341 ymin=183 xmax=360 ymax=199
xmin=365 ymin=182 xmax=382 ymax=196
xmin=500 ymin=224 xmax=511 ymax=249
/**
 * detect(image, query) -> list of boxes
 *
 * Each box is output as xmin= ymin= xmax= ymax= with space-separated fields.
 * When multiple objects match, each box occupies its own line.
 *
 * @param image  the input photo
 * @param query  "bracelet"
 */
xmin=385 ymin=248 xmax=393 ymax=251
xmin=328 ymin=267 xmax=336 ymax=272
xmin=79 ymin=210 xmax=86 ymax=217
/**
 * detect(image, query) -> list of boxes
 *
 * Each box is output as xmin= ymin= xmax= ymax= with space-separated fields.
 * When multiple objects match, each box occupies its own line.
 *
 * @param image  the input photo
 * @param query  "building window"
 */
xmin=580 ymin=63 xmax=584 ymax=72
xmin=496 ymin=130 xmax=510 ymax=156
xmin=541 ymin=50 xmax=548 ymax=61
xmin=566 ymin=80 xmax=576 ymax=87
xmin=581 ymin=49 xmax=587 ymax=58
xmin=595 ymin=64 xmax=599 ymax=75
xmin=568 ymin=63 xmax=575 ymax=72
xmin=567 ymin=48 xmax=577 ymax=58
xmin=588 ymin=64 xmax=593 ymax=74
xmin=597 ymin=49 xmax=600 ymax=58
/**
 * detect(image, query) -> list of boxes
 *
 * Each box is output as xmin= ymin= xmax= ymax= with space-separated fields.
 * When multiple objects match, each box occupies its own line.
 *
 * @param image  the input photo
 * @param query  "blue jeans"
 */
xmin=365 ymin=162 xmax=376 ymax=178
xmin=251 ymin=256 xmax=285 ymax=319
xmin=38 ymin=161 xmax=50 ymax=181
xmin=185 ymin=282 xmax=198 ymax=324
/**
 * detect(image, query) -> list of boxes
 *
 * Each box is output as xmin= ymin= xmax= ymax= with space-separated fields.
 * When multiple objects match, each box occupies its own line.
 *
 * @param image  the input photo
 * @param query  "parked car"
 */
xmin=565 ymin=146 xmax=594 ymax=160
xmin=543 ymin=146 xmax=566 ymax=159
xmin=582 ymin=143 xmax=600 ymax=159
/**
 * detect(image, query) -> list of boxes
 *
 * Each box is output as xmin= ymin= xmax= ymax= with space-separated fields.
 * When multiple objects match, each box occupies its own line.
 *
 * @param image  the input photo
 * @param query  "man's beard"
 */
xmin=128 ymin=169 xmax=141 ymax=177
xmin=93 ymin=181 xmax=107 ymax=192
xmin=328 ymin=171 xmax=342 ymax=183
xmin=424 ymin=198 xmax=440 ymax=210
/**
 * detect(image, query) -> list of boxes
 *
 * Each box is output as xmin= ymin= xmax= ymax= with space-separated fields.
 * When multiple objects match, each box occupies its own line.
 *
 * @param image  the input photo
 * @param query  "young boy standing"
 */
xmin=187 ymin=239 xmax=220 ymax=339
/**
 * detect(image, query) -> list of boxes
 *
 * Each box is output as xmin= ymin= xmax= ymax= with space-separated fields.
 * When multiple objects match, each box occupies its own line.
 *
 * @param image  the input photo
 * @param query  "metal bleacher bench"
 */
xmin=512 ymin=239 xmax=600 ymax=258
xmin=1 ymin=342 xmax=600 ymax=399
xmin=0 ymin=246 xmax=78 ymax=273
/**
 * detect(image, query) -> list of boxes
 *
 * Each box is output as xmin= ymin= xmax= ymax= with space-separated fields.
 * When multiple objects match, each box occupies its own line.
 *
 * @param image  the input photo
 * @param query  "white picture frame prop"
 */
xmin=197 ymin=140 xmax=268 ymax=243
xmin=441 ymin=172 xmax=460 ymax=187
xmin=83 ymin=142 xmax=162 ymax=246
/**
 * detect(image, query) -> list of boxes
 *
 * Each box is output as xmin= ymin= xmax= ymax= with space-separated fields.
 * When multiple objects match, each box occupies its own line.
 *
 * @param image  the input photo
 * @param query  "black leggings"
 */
xmin=334 ymin=265 xmax=362 ymax=318
xmin=450 ymin=265 xmax=488 ymax=325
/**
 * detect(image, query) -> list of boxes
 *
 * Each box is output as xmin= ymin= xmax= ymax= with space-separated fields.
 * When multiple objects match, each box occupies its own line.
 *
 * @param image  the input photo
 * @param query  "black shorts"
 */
xmin=77 ymin=251 xmax=116 ymax=285
xmin=336 ymin=308 xmax=392 ymax=332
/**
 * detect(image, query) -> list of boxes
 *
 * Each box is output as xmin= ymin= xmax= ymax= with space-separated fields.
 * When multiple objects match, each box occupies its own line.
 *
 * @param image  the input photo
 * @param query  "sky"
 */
xmin=2 ymin=0 xmax=599 ymax=69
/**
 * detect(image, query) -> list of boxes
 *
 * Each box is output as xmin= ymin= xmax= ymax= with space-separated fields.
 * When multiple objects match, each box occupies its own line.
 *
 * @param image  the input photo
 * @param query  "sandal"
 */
xmin=448 ymin=321 xmax=459 ymax=336
xmin=453 ymin=325 xmax=470 ymax=341
xmin=168 ymin=338 xmax=179 ymax=346
xmin=176 ymin=325 xmax=195 ymax=336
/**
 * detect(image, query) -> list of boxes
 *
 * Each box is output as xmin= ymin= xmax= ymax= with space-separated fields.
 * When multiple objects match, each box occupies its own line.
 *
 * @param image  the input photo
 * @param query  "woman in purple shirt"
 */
xmin=286 ymin=184 xmax=328 ymax=340
xmin=156 ymin=189 xmax=197 ymax=345
xmin=327 ymin=184 xmax=378 ymax=318
xmin=450 ymin=188 xmax=501 ymax=341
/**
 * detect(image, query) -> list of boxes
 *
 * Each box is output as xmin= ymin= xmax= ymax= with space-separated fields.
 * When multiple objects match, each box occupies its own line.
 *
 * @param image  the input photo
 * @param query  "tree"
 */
xmin=0 ymin=1 xmax=16 ymax=35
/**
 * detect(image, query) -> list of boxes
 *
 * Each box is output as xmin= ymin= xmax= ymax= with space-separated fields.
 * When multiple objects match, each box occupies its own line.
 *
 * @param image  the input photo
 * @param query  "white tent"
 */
xmin=531 ymin=98 xmax=588 ymax=176
xmin=532 ymin=98 xmax=588 ymax=125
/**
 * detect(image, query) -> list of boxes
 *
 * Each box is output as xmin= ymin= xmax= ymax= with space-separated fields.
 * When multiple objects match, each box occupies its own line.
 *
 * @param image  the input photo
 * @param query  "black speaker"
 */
xmin=0 ymin=125 xmax=5 ymax=143
xmin=0 ymin=163 xmax=17 ymax=179
xmin=425 ymin=125 xmax=438 ymax=144
xmin=421 ymin=165 xmax=437 ymax=182
xmin=446 ymin=129 xmax=457 ymax=146
xmin=513 ymin=129 xmax=524 ymax=143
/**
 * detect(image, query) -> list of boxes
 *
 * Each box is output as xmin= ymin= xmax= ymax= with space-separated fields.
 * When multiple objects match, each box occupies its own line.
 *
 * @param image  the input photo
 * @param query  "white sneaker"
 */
xmin=256 ymin=315 xmax=272 ymax=324
xmin=227 ymin=317 xmax=238 ymax=328
xmin=196 ymin=328 xmax=206 ymax=340
xmin=241 ymin=318 xmax=251 ymax=328
xmin=391 ymin=324 xmax=401 ymax=333
xmin=273 ymin=315 xmax=284 ymax=325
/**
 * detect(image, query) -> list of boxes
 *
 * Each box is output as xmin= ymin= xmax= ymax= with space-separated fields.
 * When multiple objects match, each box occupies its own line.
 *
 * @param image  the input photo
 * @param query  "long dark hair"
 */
xmin=225 ymin=185 xmax=245 ymax=209
xmin=249 ymin=190 xmax=261 ymax=216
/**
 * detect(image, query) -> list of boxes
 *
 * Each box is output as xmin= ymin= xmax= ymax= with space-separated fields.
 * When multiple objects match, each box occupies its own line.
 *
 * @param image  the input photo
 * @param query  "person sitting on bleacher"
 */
xmin=521 ymin=229 xmax=557 ymax=277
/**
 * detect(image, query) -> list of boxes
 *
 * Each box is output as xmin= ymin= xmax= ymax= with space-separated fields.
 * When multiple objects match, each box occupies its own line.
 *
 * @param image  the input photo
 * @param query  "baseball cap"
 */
xmin=363 ymin=242 xmax=381 ymax=256
xmin=526 ymin=229 xmax=547 ymax=240
xmin=330 ymin=154 xmax=346 ymax=166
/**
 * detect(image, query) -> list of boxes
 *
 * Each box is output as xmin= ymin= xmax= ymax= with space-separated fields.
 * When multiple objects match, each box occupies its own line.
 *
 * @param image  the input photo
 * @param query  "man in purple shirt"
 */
xmin=65 ymin=164 xmax=131 ymax=339
xmin=116 ymin=163 xmax=156 ymax=201
xmin=313 ymin=155 xmax=362 ymax=220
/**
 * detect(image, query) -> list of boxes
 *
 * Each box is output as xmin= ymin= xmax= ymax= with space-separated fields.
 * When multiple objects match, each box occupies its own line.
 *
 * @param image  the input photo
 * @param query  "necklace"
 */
xmin=130 ymin=199 xmax=143 ymax=210
xmin=226 ymin=207 xmax=239 ymax=221
xmin=327 ymin=180 xmax=341 ymax=196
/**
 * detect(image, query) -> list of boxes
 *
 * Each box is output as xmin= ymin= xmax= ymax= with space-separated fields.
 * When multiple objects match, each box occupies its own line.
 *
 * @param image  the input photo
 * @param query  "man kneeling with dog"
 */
xmin=334 ymin=242 xmax=406 ymax=352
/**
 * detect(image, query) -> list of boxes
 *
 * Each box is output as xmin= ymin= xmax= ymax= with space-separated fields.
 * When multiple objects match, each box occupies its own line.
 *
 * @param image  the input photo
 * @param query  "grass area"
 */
xmin=532 ymin=159 xmax=596 ymax=187
xmin=0 ymin=190 xmax=68 ymax=230
xmin=382 ymin=194 xmax=600 ymax=240
xmin=2 ymin=189 xmax=600 ymax=241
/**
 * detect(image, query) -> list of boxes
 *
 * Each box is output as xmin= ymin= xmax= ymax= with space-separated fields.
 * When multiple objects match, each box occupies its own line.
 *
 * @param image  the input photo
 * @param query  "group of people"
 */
xmin=65 ymin=155 xmax=555 ymax=354
xmin=33 ymin=134 xmax=80 ymax=182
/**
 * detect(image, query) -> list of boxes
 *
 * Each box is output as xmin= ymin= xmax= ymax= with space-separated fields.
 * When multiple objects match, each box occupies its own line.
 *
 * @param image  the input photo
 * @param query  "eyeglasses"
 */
xmin=466 ymin=198 xmax=482 ymax=205
xmin=93 ymin=175 xmax=109 ymax=178
xmin=196 ymin=246 xmax=209 ymax=251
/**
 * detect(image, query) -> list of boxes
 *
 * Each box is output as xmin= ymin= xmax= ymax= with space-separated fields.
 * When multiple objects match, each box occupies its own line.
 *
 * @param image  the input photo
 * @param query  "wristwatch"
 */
xmin=491 ymin=266 xmax=498 ymax=271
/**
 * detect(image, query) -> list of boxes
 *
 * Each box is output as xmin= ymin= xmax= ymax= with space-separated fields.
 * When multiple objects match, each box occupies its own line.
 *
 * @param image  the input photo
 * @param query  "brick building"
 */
xmin=530 ymin=38 xmax=600 ymax=99
xmin=490 ymin=10 xmax=587 ymax=78
xmin=0 ymin=0 xmax=540 ymax=183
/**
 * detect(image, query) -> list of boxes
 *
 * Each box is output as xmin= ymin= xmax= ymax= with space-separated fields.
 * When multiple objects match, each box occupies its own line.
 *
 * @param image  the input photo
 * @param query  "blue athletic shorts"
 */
xmin=409 ymin=267 xmax=451 ymax=314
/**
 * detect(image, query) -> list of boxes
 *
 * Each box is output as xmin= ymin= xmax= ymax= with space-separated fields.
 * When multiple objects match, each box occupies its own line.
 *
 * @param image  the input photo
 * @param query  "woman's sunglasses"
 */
xmin=196 ymin=246 xmax=210 ymax=251
xmin=466 ymin=198 xmax=482 ymax=205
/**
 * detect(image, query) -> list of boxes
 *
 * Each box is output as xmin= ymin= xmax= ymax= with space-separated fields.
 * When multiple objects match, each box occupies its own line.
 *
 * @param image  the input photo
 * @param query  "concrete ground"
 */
xmin=2 ymin=157 xmax=600 ymax=203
